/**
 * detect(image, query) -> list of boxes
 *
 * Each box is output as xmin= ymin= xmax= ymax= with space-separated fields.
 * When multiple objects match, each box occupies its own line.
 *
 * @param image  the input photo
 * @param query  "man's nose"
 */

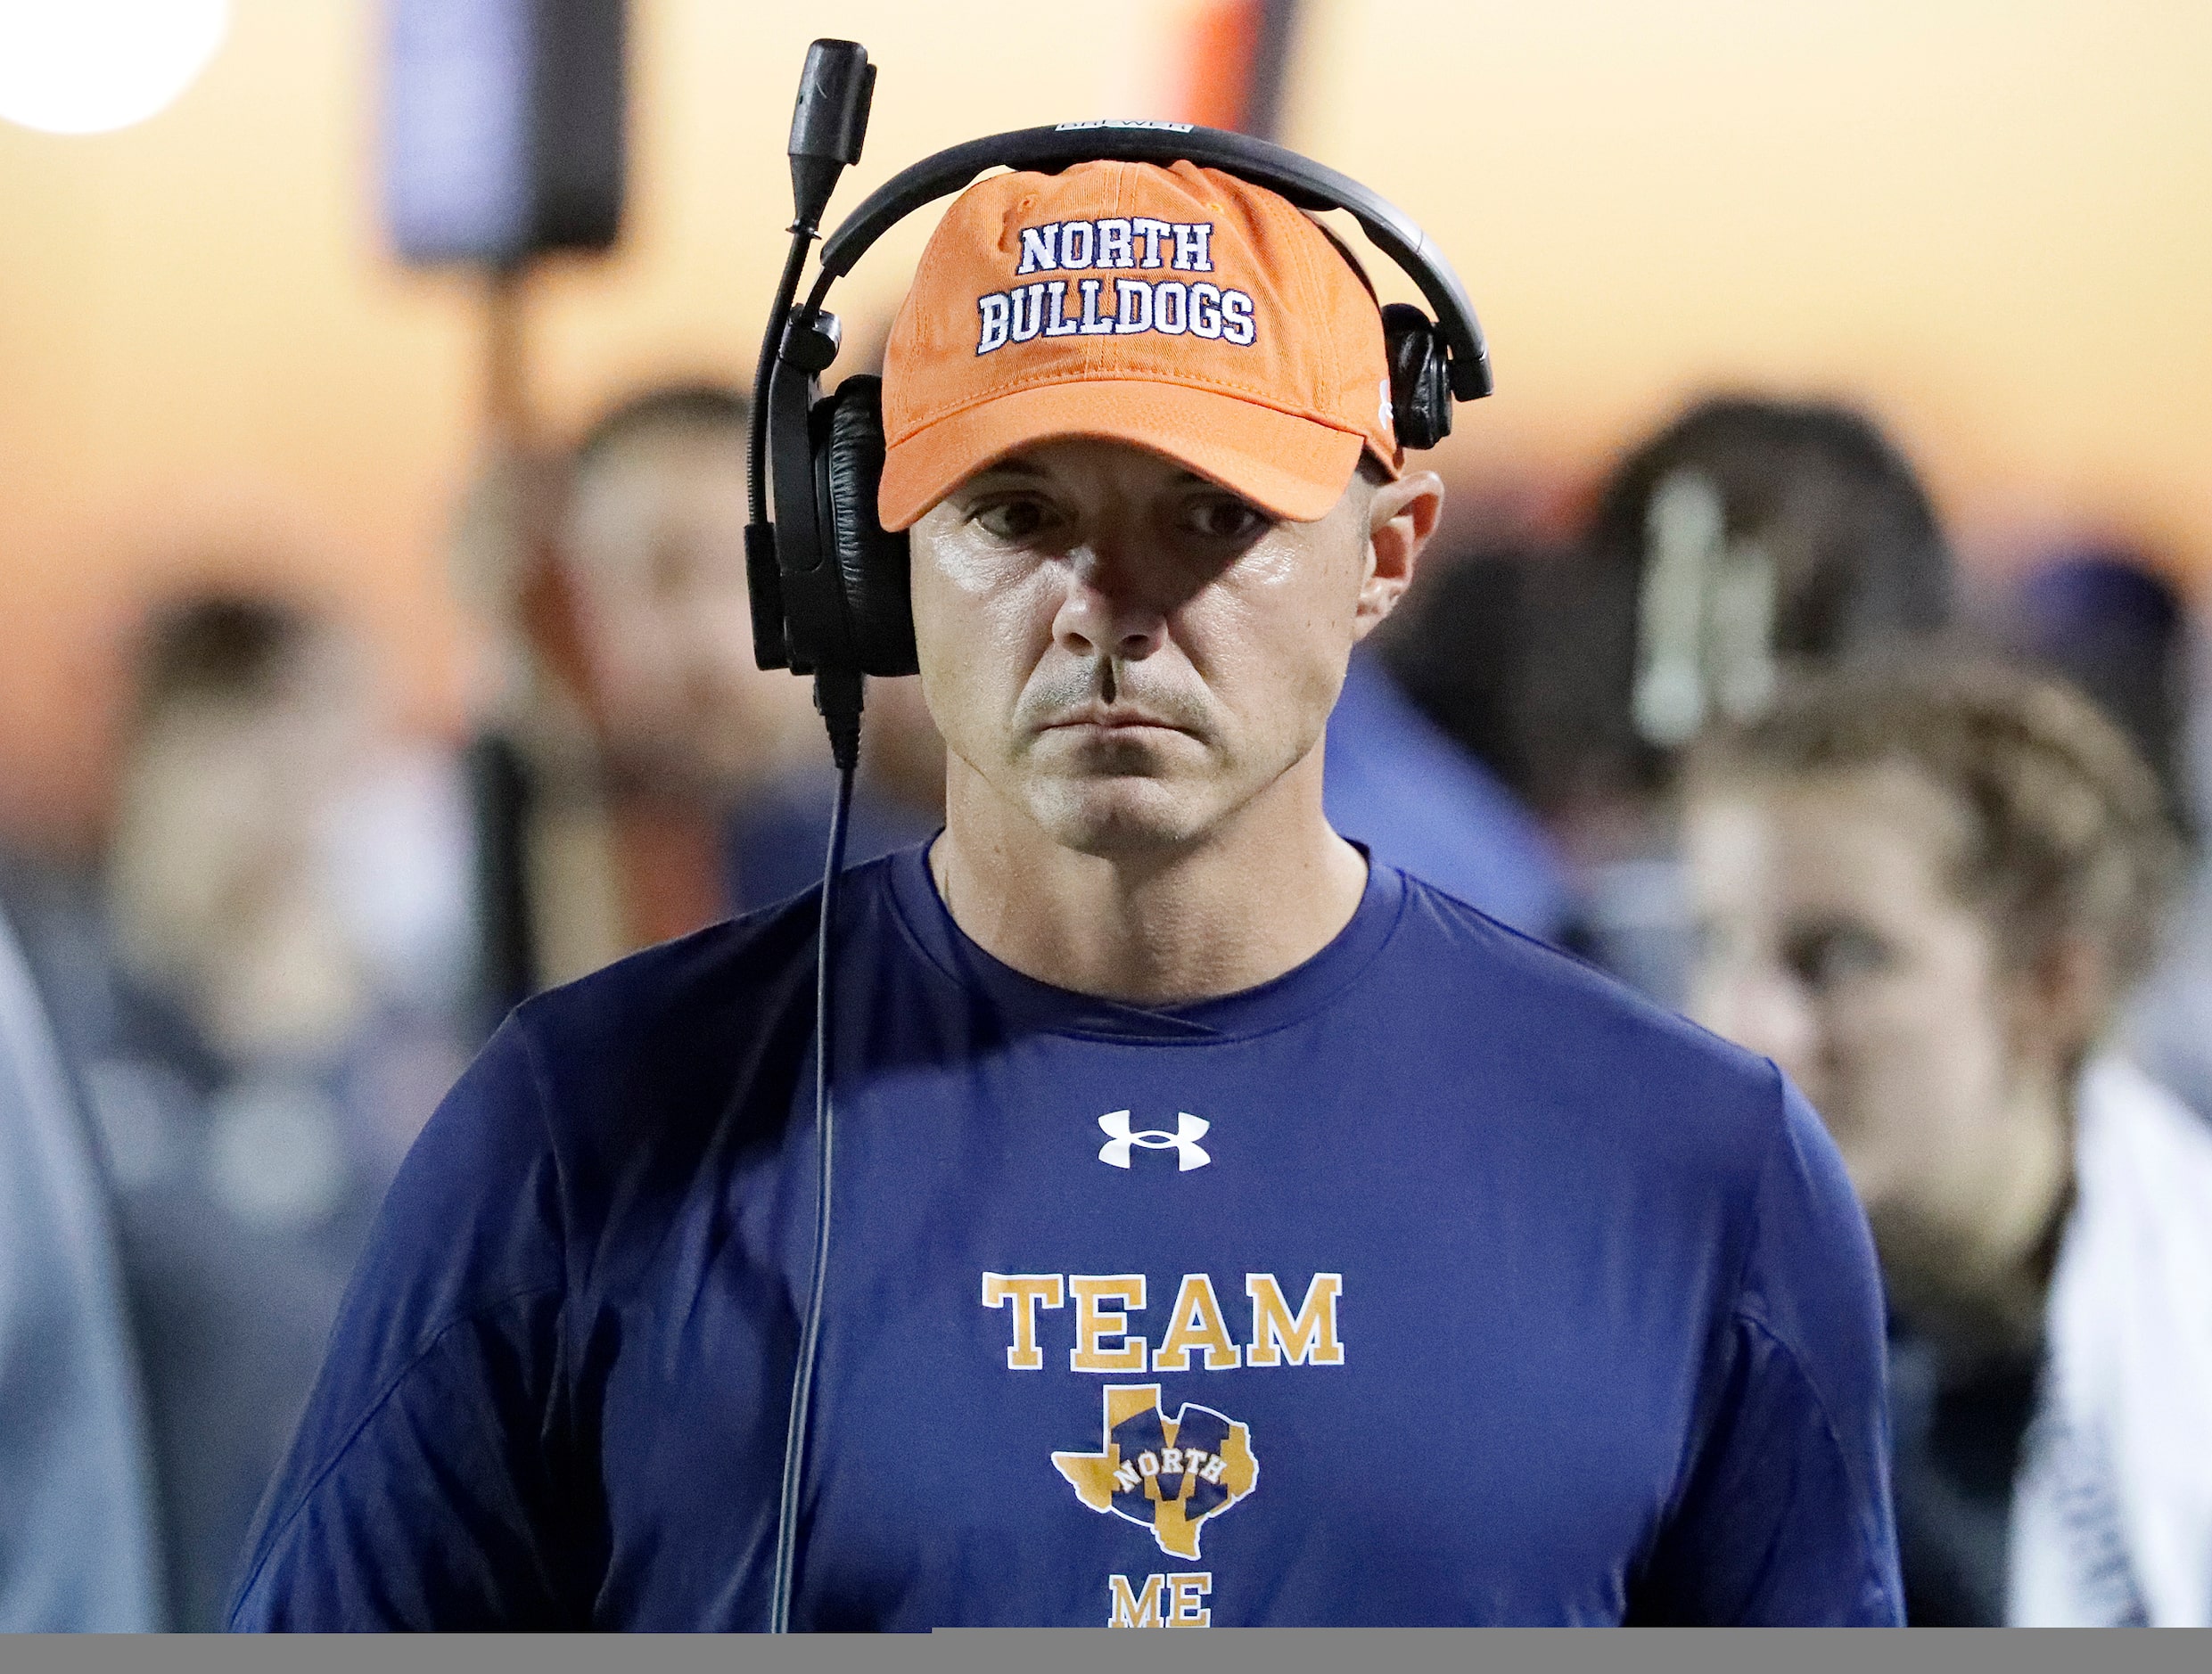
xmin=1051 ymin=546 xmax=1169 ymax=662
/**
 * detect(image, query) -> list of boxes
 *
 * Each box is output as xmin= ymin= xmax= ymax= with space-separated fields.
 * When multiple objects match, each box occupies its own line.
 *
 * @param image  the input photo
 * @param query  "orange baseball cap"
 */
xmin=877 ymin=158 xmax=1400 ymax=531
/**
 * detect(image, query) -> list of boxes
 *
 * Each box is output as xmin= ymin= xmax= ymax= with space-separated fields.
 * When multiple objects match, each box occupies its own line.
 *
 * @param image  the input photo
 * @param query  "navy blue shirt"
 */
xmin=230 ymin=849 xmax=1900 ymax=1629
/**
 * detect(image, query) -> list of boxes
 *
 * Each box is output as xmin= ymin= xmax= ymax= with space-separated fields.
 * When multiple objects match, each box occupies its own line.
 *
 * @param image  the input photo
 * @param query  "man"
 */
xmin=233 ymin=160 xmax=1899 ymax=1629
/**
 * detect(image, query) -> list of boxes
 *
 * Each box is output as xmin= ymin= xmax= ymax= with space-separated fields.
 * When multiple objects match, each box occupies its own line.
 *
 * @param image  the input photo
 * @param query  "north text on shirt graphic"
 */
xmin=1054 ymin=1383 xmax=1257 ymax=1561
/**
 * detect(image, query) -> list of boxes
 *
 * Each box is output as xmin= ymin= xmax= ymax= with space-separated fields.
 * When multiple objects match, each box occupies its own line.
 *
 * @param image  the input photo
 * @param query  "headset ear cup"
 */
xmin=812 ymin=374 xmax=919 ymax=677
xmin=1380 ymin=302 xmax=1452 ymax=450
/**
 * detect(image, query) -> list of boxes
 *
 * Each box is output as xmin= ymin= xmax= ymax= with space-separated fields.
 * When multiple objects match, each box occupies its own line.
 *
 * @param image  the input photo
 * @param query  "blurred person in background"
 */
xmin=1981 ymin=546 xmax=2212 ymax=1130
xmin=20 ymin=592 xmax=472 ymax=1629
xmin=1402 ymin=397 xmax=1953 ymax=1002
xmin=1682 ymin=659 xmax=2210 ymax=1625
xmin=1986 ymin=546 xmax=2191 ymax=828
xmin=455 ymin=383 xmax=942 ymax=1026
xmin=1320 ymin=552 xmax=1569 ymax=940
xmin=0 ymin=892 xmax=161 ymax=1629
xmin=1379 ymin=537 xmax=1555 ymax=841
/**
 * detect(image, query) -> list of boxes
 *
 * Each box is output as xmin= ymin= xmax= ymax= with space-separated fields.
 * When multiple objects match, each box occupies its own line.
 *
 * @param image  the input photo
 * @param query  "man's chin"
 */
xmin=1024 ymin=774 xmax=1221 ymax=858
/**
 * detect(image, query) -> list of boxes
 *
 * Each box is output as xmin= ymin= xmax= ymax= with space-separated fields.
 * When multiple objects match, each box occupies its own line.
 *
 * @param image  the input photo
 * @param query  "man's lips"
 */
xmin=1040 ymin=707 xmax=1189 ymax=734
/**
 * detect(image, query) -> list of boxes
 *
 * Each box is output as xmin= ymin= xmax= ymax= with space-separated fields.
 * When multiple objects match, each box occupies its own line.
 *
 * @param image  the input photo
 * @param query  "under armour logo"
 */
xmin=1098 ymin=1111 xmax=1211 ymax=1171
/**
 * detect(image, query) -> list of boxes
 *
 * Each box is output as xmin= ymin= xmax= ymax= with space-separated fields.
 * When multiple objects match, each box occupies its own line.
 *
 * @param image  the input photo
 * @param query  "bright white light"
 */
xmin=0 ymin=0 xmax=230 ymax=135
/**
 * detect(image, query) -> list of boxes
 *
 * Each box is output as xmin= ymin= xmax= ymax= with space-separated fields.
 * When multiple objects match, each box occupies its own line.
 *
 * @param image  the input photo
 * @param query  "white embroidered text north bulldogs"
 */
xmin=975 ymin=218 xmax=1255 ymax=357
xmin=975 ymin=280 xmax=1254 ymax=354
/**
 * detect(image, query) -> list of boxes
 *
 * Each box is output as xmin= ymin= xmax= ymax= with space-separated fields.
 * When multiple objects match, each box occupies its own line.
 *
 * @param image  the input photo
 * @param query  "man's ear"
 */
xmin=1354 ymin=469 xmax=1444 ymax=640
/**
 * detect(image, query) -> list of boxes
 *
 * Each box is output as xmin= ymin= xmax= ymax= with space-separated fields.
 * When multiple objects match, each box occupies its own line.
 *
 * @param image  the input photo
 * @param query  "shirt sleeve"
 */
xmin=226 ymin=1021 xmax=582 ymax=1631
xmin=1631 ymin=1071 xmax=1905 ymax=1626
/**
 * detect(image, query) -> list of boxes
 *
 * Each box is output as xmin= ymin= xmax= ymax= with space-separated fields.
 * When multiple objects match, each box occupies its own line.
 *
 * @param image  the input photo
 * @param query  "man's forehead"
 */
xmin=952 ymin=441 xmax=1222 ymax=493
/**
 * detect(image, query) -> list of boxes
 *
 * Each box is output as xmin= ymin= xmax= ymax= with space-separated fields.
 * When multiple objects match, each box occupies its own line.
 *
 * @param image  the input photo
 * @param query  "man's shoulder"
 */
xmin=422 ymin=865 xmax=865 ymax=1190
xmin=1383 ymin=866 xmax=1883 ymax=1432
xmin=510 ymin=879 xmax=825 ymax=1069
xmin=351 ymin=869 xmax=883 ymax=1334
xmin=1387 ymin=866 xmax=1788 ymax=1120
xmin=484 ymin=862 xmax=891 ymax=1169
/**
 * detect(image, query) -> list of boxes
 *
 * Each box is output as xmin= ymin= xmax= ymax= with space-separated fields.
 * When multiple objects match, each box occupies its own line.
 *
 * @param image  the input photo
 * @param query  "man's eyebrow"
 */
xmin=958 ymin=461 xmax=1224 ymax=492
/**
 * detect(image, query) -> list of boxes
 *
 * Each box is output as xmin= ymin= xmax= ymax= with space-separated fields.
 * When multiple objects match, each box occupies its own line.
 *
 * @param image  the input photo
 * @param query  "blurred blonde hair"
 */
xmin=1687 ymin=655 xmax=2183 ymax=1005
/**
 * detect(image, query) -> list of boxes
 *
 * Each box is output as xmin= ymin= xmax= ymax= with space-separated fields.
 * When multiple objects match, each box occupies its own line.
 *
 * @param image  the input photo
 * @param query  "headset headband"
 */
xmin=743 ymin=42 xmax=1498 ymax=722
xmin=801 ymin=120 xmax=1492 ymax=401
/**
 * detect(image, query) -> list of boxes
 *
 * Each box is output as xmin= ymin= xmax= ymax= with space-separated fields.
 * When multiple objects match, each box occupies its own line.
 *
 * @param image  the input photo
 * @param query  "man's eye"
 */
xmin=972 ymin=498 xmax=1055 ymax=541
xmin=1181 ymin=495 xmax=1271 ymax=543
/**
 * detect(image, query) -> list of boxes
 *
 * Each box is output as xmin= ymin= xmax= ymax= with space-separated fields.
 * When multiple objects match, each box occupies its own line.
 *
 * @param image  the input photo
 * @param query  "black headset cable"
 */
xmin=769 ymin=680 xmax=862 ymax=1633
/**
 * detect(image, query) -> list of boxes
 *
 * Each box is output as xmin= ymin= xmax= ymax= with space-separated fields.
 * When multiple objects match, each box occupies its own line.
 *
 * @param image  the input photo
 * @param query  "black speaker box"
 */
xmin=382 ymin=0 xmax=627 ymax=267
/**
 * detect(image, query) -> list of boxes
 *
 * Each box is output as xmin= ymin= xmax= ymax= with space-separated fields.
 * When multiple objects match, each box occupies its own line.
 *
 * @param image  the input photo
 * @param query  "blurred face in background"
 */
xmin=1683 ymin=761 xmax=2071 ymax=1328
xmin=111 ymin=628 xmax=375 ymax=1058
xmin=561 ymin=424 xmax=816 ymax=797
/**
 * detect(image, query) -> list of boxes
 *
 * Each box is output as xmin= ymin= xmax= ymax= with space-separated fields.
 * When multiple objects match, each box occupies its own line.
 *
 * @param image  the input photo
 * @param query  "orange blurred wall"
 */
xmin=4 ymin=0 xmax=2211 ymax=849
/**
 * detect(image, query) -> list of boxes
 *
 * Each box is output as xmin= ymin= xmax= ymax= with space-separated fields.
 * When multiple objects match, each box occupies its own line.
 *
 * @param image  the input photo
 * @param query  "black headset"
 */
xmin=744 ymin=40 xmax=1492 ymax=1633
xmin=745 ymin=41 xmax=1492 ymax=759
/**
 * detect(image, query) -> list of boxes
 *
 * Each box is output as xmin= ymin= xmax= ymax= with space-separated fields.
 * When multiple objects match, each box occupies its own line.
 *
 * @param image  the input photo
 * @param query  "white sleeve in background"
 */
xmin=0 ymin=908 xmax=162 ymax=1632
xmin=2010 ymin=1055 xmax=2212 ymax=1627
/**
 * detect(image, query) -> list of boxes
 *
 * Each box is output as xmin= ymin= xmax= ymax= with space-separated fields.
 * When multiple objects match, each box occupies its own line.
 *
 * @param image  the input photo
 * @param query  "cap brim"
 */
xmin=877 ymin=380 xmax=1368 ymax=532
